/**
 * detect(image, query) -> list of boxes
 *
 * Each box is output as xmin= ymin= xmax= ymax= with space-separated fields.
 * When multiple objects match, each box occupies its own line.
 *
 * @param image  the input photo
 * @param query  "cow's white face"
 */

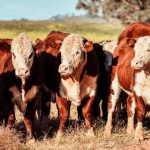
xmin=11 ymin=33 xmax=34 ymax=80
xmin=59 ymin=34 xmax=93 ymax=77
xmin=131 ymin=36 xmax=150 ymax=70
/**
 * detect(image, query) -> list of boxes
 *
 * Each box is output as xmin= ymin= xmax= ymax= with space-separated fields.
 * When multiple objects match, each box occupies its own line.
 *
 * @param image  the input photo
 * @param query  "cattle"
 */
xmin=0 ymin=39 xmax=21 ymax=128
xmin=99 ymin=40 xmax=128 ymax=119
xmin=34 ymin=31 xmax=68 ymax=123
xmin=35 ymin=31 xmax=114 ymax=137
xmin=91 ymin=41 xmax=117 ymax=120
xmin=0 ymin=39 xmax=15 ymax=128
xmin=104 ymin=36 xmax=150 ymax=141
xmin=118 ymin=22 xmax=150 ymax=43
xmin=11 ymin=33 xmax=45 ymax=142
xmin=56 ymin=33 xmax=99 ymax=137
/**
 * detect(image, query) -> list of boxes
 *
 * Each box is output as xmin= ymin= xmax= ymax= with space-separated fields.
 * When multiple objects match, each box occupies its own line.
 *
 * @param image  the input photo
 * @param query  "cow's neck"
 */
xmin=71 ymin=57 xmax=87 ymax=82
xmin=144 ymin=63 xmax=150 ymax=76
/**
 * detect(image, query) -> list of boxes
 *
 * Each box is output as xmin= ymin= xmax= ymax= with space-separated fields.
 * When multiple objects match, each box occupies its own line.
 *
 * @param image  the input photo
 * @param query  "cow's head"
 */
xmin=11 ymin=33 xmax=34 ymax=81
xmin=131 ymin=36 xmax=150 ymax=70
xmin=59 ymin=34 xmax=93 ymax=77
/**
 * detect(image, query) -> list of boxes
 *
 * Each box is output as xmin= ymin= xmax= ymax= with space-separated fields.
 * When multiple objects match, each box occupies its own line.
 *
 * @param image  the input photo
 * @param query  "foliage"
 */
xmin=76 ymin=0 xmax=102 ymax=17
xmin=103 ymin=0 xmax=150 ymax=24
xmin=76 ymin=0 xmax=150 ymax=24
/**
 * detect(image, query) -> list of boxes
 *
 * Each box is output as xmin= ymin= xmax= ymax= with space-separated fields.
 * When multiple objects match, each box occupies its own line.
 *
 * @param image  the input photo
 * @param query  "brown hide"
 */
xmin=35 ymin=31 xmax=69 ymax=92
xmin=35 ymin=31 xmax=68 ymax=56
xmin=113 ymin=38 xmax=136 ymax=91
xmin=0 ymin=40 xmax=14 ymax=74
xmin=0 ymin=39 xmax=18 ymax=128
xmin=118 ymin=22 xmax=150 ymax=44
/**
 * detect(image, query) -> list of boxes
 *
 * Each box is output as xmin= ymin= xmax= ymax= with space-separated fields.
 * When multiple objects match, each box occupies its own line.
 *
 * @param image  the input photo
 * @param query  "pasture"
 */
xmin=0 ymin=20 xmax=124 ymax=42
xmin=0 ymin=20 xmax=150 ymax=150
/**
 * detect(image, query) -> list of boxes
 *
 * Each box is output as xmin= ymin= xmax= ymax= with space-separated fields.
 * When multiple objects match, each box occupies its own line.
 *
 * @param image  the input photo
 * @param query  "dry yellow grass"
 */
xmin=0 ymin=103 xmax=150 ymax=150
xmin=0 ymin=20 xmax=124 ymax=42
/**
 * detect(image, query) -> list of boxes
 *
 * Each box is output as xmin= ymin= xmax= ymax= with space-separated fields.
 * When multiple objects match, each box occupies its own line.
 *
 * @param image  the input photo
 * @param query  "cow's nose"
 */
xmin=17 ymin=68 xmax=29 ymax=76
xmin=59 ymin=65 xmax=69 ymax=73
xmin=131 ymin=59 xmax=144 ymax=68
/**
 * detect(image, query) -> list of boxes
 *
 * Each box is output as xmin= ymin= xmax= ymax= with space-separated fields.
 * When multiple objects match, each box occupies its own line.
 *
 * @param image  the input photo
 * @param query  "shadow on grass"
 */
xmin=11 ymin=109 xmax=150 ymax=142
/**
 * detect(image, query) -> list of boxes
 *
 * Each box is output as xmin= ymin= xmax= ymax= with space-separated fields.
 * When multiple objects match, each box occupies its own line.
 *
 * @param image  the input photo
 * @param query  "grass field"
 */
xmin=0 ymin=20 xmax=150 ymax=150
xmin=0 ymin=103 xmax=150 ymax=150
xmin=0 ymin=20 xmax=124 ymax=42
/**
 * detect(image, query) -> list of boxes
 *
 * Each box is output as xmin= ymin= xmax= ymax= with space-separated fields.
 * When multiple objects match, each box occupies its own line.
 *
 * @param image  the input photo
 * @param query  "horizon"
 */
xmin=0 ymin=0 xmax=85 ymax=20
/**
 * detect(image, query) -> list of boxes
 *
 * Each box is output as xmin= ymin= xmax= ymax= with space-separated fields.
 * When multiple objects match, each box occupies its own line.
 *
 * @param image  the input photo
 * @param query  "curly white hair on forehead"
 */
xmin=11 ymin=32 xmax=34 ymax=56
xmin=60 ymin=34 xmax=85 ymax=53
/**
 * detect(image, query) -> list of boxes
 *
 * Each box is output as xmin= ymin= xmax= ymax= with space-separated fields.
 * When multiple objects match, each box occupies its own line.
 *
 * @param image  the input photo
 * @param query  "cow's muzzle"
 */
xmin=16 ymin=68 xmax=30 ymax=78
xmin=131 ymin=59 xmax=144 ymax=69
xmin=59 ymin=64 xmax=73 ymax=77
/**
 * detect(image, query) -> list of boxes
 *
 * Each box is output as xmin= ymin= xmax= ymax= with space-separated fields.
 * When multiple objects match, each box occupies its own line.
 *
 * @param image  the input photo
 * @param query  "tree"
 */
xmin=76 ymin=0 xmax=150 ymax=24
xmin=76 ymin=0 xmax=102 ymax=17
xmin=103 ymin=0 xmax=150 ymax=24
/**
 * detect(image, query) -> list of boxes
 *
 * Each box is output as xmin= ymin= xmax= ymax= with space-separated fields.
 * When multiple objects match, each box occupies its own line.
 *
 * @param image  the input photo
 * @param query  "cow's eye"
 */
xmin=147 ymin=49 xmax=150 ymax=52
xmin=29 ymin=52 xmax=34 ymax=59
xmin=12 ymin=53 xmax=16 ymax=59
xmin=76 ymin=51 xmax=80 ymax=55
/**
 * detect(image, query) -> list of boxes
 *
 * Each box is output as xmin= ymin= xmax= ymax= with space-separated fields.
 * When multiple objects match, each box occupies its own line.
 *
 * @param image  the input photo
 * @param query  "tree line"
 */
xmin=76 ymin=0 xmax=150 ymax=24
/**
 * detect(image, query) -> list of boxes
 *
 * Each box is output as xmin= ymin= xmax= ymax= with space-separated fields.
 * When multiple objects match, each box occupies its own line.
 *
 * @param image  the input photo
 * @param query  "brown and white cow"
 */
xmin=104 ymin=36 xmax=150 ymax=141
xmin=11 ymin=33 xmax=44 ymax=142
xmin=118 ymin=22 xmax=150 ymax=44
xmin=57 ymin=34 xmax=99 ymax=137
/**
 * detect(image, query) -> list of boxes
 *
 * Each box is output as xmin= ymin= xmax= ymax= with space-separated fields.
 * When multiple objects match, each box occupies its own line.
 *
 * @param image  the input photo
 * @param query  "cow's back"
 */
xmin=35 ymin=31 xmax=68 ymax=93
xmin=118 ymin=22 xmax=150 ymax=43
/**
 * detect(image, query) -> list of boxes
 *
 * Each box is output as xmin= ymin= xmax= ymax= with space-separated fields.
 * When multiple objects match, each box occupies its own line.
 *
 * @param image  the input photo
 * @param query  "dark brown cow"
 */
xmin=0 ymin=39 xmax=21 ymax=128
xmin=35 ymin=31 xmax=68 ymax=123
xmin=11 ymin=33 xmax=45 ymax=142
xmin=104 ymin=36 xmax=150 ymax=141
xmin=118 ymin=22 xmax=150 ymax=43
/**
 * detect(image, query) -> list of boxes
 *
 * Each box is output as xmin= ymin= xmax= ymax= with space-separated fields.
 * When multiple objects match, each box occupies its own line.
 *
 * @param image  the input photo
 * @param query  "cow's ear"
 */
xmin=84 ymin=41 xmax=93 ymax=52
xmin=126 ymin=38 xmax=137 ymax=47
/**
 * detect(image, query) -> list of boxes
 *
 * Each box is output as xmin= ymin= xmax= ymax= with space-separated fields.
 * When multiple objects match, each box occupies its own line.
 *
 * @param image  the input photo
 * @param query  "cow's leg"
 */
xmin=4 ymin=93 xmax=15 ymax=128
xmin=126 ymin=96 xmax=135 ymax=134
xmin=56 ymin=94 xmax=71 ymax=138
xmin=102 ymin=96 xmax=108 ymax=121
xmin=77 ymin=105 xmax=84 ymax=123
xmin=104 ymin=73 xmax=121 ymax=137
xmin=134 ymin=96 xmax=145 ymax=141
xmin=82 ymin=96 xmax=95 ymax=137
xmin=24 ymin=100 xmax=37 ymax=142
xmin=92 ymin=96 xmax=101 ymax=120
xmin=40 ymin=90 xmax=51 ymax=130
xmin=7 ymin=103 xmax=15 ymax=129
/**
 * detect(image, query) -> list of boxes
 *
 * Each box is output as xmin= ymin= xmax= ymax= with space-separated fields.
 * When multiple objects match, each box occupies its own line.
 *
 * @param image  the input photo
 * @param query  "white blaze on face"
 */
xmin=11 ymin=32 xmax=34 ymax=78
xmin=131 ymin=36 xmax=150 ymax=69
xmin=59 ymin=34 xmax=86 ymax=76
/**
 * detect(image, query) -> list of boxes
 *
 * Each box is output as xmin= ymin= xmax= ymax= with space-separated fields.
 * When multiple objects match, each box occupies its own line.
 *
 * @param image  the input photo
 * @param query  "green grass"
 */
xmin=0 ymin=20 xmax=125 ymax=42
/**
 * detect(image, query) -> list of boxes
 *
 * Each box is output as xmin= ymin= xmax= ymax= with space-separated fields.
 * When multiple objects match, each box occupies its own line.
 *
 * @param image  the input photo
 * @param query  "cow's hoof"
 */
xmin=104 ymin=124 xmax=112 ymax=138
xmin=55 ymin=130 xmax=64 ymax=143
xmin=26 ymin=138 xmax=35 ymax=144
xmin=85 ymin=128 xmax=95 ymax=138
xmin=104 ymin=128 xmax=112 ymax=138
xmin=134 ymin=132 xmax=144 ymax=142
xmin=126 ymin=127 xmax=134 ymax=135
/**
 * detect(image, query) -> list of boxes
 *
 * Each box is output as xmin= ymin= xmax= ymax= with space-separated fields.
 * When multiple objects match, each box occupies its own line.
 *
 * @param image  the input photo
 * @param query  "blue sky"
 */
xmin=0 ymin=0 xmax=84 ymax=20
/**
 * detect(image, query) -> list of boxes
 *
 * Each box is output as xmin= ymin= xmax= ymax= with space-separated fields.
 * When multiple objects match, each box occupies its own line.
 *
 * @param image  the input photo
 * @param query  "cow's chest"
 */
xmin=134 ymin=71 xmax=150 ymax=105
xmin=59 ymin=75 xmax=97 ymax=106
